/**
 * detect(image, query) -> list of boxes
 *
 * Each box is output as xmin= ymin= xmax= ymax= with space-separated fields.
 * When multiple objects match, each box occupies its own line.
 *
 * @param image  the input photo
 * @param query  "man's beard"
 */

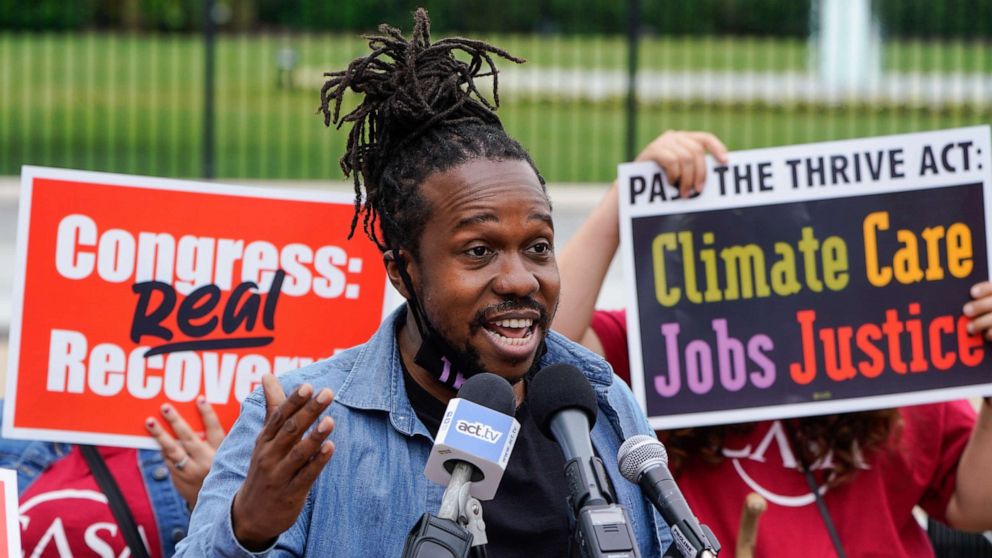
xmin=425 ymin=295 xmax=553 ymax=381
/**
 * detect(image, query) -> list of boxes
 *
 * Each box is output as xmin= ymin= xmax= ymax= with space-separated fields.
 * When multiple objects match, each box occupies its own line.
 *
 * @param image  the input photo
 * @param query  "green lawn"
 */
xmin=1 ymin=32 xmax=990 ymax=182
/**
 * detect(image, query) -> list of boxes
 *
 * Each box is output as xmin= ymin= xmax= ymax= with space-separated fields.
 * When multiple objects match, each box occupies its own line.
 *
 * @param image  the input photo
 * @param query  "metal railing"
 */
xmin=1 ymin=0 xmax=990 ymax=183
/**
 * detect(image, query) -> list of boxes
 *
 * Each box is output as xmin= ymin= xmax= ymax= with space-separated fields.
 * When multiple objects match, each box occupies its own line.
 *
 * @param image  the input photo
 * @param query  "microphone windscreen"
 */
xmin=528 ymin=363 xmax=598 ymax=438
xmin=617 ymin=435 xmax=669 ymax=483
xmin=457 ymin=373 xmax=516 ymax=417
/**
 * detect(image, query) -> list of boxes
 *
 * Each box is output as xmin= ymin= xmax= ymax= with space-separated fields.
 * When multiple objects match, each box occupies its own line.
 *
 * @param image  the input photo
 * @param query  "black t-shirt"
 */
xmin=403 ymin=367 xmax=580 ymax=558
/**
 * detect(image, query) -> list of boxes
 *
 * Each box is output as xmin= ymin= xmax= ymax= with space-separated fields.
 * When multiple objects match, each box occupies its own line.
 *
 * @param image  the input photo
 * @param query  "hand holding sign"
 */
xmin=145 ymin=397 xmax=226 ymax=507
xmin=635 ymin=130 xmax=729 ymax=198
xmin=555 ymin=130 xmax=728 ymax=345
xmin=5 ymin=168 xmax=388 ymax=450
xmin=231 ymin=375 xmax=336 ymax=551
xmin=618 ymin=126 xmax=992 ymax=429
xmin=963 ymin=281 xmax=992 ymax=340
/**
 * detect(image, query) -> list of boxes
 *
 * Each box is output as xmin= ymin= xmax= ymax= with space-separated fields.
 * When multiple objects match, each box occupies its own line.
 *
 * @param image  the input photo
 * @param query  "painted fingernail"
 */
xmin=964 ymin=303 xmax=974 ymax=316
xmin=145 ymin=418 xmax=156 ymax=428
xmin=197 ymin=396 xmax=206 ymax=405
xmin=161 ymin=404 xmax=172 ymax=415
xmin=316 ymin=389 xmax=332 ymax=405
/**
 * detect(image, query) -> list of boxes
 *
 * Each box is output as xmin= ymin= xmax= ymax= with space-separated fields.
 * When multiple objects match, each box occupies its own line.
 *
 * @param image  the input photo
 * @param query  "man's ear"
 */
xmin=384 ymin=249 xmax=414 ymax=300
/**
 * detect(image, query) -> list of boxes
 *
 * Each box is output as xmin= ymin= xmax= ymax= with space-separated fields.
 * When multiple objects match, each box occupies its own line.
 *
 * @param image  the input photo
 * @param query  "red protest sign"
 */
xmin=4 ymin=167 xmax=392 ymax=449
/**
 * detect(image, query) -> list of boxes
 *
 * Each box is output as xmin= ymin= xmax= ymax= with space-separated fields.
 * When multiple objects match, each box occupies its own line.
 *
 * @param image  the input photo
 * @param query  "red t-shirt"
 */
xmin=590 ymin=309 xmax=631 ymax=383
xmin=678 ymin=404 xmax=973 ymax=558
xmin=590 ymin=309 xmax=978 ymax=558
xmin=19 ymin=446 xmax=163 ymax=558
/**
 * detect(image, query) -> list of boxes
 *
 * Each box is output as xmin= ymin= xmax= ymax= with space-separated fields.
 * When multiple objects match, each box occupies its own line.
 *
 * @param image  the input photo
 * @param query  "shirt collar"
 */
xmin=332 ymin=305 xmax=615 ymax=436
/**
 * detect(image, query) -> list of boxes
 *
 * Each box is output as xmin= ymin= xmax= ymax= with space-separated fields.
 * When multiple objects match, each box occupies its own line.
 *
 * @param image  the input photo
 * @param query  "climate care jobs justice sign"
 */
xmin=619 ymin=127 xmax=992 ymax=429
xmin=5 ymin=167 xmax=391 ymax=449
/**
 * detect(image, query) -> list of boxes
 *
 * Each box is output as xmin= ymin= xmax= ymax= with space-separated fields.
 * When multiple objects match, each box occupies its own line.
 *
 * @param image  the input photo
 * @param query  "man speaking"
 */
xmin=176 ymin=10 xmax=669 ymax=557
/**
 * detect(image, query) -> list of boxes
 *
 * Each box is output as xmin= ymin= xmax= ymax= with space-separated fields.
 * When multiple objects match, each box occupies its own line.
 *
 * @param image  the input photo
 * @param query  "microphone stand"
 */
xmin=661 ymin=521 xmax=720 ymax=558
xmin=439 ymin=465 xmax=489 ymax=558
xmin=402 ymin=464 xmax=489 ymax=558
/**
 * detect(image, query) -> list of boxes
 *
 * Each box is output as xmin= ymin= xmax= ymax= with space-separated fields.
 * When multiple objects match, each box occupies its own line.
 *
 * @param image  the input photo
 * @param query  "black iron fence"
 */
xmin=1 ymin=0 xmax=990 ymax=183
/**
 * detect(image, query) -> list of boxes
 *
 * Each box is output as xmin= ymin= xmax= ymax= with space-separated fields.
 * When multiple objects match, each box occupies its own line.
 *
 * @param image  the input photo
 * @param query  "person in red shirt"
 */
xmin=2 ymin=398 xmax=222 ymax=557
xmin=553 ymin=130 xmax=992 ymax=557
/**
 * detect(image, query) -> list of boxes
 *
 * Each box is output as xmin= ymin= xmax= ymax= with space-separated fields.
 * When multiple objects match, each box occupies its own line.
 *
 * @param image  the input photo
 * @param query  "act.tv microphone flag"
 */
xmin=423 ymin=375 xmax=521 ymax=501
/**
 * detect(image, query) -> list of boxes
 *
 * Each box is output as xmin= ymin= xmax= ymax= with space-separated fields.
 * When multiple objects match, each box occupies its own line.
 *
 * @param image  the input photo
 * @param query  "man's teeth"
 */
xmin=493 ymin=318 xmax=533 ymax=329
xmin=486 ymin=329 xmax=533 ymax=346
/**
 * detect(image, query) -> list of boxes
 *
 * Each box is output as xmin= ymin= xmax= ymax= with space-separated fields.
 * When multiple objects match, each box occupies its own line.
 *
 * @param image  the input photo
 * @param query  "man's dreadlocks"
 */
xmin=318 ymin=8 xmax=545 ymax=256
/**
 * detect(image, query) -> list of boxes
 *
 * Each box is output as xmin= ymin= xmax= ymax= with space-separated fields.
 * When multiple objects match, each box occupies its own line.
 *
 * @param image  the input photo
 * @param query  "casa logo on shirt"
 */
xmin=455 ymin=420 xmax=503 ymax=443
xmin=722 ymin=420 xmax=868 ymax=507
xmin=19 ymin=488 xmax=153 ymax=557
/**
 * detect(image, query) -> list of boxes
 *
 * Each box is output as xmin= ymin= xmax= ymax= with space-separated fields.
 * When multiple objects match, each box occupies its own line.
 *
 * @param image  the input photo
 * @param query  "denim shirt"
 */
xmin=176 ymin=308 xmax=673 ymax=557
xmin=0 ymin=401 xmax=192 ymax=556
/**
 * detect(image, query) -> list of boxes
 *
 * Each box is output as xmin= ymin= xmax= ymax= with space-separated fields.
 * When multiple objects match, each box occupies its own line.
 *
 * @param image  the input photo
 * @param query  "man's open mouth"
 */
xmin=482 ymin=317 xmax=536 ymax=347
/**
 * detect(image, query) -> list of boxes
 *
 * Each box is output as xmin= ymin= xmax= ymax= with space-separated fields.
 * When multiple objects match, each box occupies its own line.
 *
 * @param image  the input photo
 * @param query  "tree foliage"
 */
xmin=1 ymin=0 xmax=989 ymax=38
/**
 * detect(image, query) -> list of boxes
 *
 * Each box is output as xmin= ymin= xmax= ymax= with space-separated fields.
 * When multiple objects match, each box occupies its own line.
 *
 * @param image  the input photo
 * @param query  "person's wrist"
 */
xmin=231 ymin=492 xmax=275 ymax=551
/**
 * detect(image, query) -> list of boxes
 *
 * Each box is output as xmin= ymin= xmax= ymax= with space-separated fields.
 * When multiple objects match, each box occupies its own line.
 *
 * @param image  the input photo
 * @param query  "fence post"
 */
xmin=202 ymin=0 xmax=216 ymax=179
xmin=625 ymin=0 xmax=640 ymax=162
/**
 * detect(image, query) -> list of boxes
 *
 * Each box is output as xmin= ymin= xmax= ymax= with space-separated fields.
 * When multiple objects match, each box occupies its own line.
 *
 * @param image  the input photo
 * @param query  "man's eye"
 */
xmin=530 ymin=242 xmax=552 ymax=254
xmin=467 ymin=246 xmax=492 ymax=258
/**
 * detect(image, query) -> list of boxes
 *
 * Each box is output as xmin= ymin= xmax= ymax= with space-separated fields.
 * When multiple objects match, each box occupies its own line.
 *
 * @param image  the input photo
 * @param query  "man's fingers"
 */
xmin=146 ymin=417 xmax=186 ymax=463
xmin=260 ymin=383 xmax=313 ymax=442
xmin=262 ymin=373 xmax=288 ymax=421
xmin=196 ymin=396 xmax=226 ymax=448
xmin=286 ymin=440 xmax=335 ymax=494
xmin=277 ymin=415 xmax=335 ymax=478
xmin=270 ymin=388 xmax=334 ymax=453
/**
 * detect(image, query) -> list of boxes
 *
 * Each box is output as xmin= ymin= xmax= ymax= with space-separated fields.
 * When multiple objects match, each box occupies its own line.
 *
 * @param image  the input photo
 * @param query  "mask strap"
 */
xmin=392 ymin=249 xmax=429 ymax=336
xmin=392 ymin=248 xmax=467 ymax=390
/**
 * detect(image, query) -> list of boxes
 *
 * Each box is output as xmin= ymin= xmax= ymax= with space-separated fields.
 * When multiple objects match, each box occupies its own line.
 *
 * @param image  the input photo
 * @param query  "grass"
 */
xmin=1 ymin=32 xmax=990 ymax=182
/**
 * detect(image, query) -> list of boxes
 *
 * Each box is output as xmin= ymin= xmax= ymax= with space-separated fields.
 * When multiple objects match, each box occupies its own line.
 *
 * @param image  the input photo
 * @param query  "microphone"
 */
xmin=424 ymin=372 xmax=519 ymax=502
xmin=529 ymin=363 xmax=640 ymax=558
xmin=404 ymin=373 xmax=520 ymax=558
xmin=617 ymin=436 xmax=720 ymax=558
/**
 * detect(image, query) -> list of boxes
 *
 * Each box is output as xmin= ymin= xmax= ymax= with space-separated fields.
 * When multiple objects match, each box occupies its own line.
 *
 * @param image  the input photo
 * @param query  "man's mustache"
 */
xmin=473 ymin=298 xmax=550 ymax=329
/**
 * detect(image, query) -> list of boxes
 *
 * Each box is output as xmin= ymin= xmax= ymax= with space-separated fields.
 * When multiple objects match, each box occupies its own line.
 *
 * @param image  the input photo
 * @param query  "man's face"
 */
xmin=405 ymin=158 xmax=559 ymax=383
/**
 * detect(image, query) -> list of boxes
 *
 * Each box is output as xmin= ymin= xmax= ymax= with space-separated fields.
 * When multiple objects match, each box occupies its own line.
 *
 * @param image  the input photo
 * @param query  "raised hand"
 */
xmin=230 ymin=374 xmax=336 ymax=550
xmin=964 ymin=281 xmax=992 ymax=340
xmin=554 ymin=130 xmax=729 ymax=344
xmin=635 ymin=130 xmax=729 ymax=198
xmin=146 ymin=396 xmax=226 ymax=508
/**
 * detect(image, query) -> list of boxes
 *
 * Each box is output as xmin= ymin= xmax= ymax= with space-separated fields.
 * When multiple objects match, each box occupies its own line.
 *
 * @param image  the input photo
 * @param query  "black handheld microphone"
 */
xmin=403 ymin=373 xmax=519 ymax=558
xmin=529 ymin=363 xmax=641 ymax=558
xmin=617 ymin=436 xmax=720 ymax=558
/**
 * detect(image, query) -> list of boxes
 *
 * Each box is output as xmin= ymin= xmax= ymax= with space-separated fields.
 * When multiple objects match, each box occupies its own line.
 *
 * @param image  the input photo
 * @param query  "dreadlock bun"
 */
xmin=319 ymin=9 xmax=541 ymax=253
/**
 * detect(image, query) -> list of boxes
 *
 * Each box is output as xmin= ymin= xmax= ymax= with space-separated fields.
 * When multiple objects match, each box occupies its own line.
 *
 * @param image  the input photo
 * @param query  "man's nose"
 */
xmin=492 ymin=253 xmax=540 ymax=297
